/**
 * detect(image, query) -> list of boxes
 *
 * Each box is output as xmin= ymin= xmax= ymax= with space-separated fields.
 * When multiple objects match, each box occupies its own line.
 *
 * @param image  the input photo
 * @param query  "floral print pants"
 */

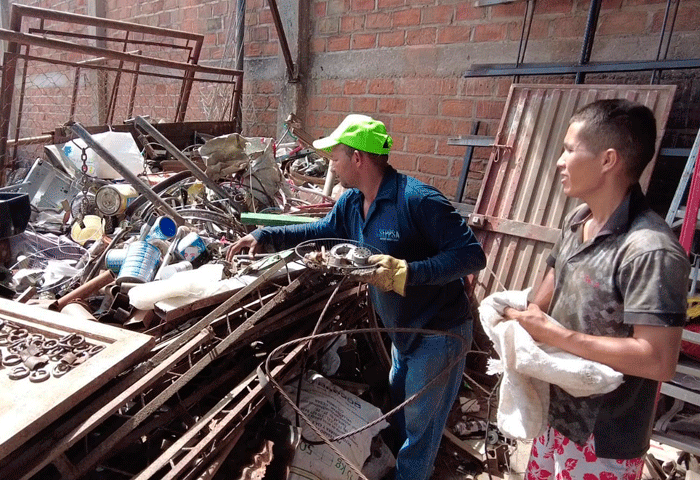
xmin=524 ymin=426 xmax=644 ymax=480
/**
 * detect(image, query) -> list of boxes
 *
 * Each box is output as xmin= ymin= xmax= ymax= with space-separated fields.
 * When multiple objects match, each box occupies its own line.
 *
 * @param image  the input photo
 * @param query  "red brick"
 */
xmin=652 ymin=5 xmax=700 ymax=31
xmin=378 ymin=0 xmax=404 ymax=7
xmin=433 ymin=177 xmax=458 ymax=198
xmin=328 ymin=35 xmax=351 ymax=51
xmin=309 ymin=97 xmax=327 ymax=111
xmin=472 ymin=22 xmax=508 ymax=42
xmin=261 ymin=43 xmax=278 ymax=56
xmin=352 ymin=33 xmax=377 ymax=49
xmin=320 ymin=79 xmax=344 ymax=94
xmin=598 ymin=11 xmax=648 ymax=35
xmin=418 ymin=156 xmax=448 ymax=175
xmin=379 ymin=31 xmax=405 ymax=47
xmin=491 ymin=2 xmax=527 ymax=18
xmin=317 ymin=112 xmax=344 ymax=128
xmin=259 ymin=9 xmax=273 ymax=23
xmin=393 ymin=116 xmax=422 ymax=133
xmin=250 ymin=26 xmax=269 ymax=41
xmin=522 ymin=18 xmax=551 ymax=40
xmin=496 ymin=79 xmax=512 ymax=97
xmin=627 ymin=0 xmax=667 ymax=4
xmin=476 ymin=99 xmax=506 ymax=119
xmin=393 ymin=8 xmax=421 ymax=27
xmin=352 ymin=97 xmax=378 ymax=112
xmin=327 ymin=0 xmax=349 ymax=15
xmin=255 ymin=80 xmax=276 ymax=94
xmin=421 ymin=118 xmax=454 ymax=136
xmin=422 ymin=5 xmax=453 ymax=24
xmin=600 ymin=0 xmax=623 ymax=9
xmin=390 ymin=152 xmax=417 ymax=171
xmin=406 ymin=97 xmax=439 ymax=116
xmin=315 ymin=2 xmax=327 ymax=16
xmin=440 ymin=143 xmax=467 ymax=158
xmin=397 ymin=78 xmax=457 ymax=96
xmin=351 ymin=0 xmax=375 ymax=12
xmin=441 ymin=99 xmax=474 ymax=118
xmin=406 ymin=0 xmax=433 ymax=5
xmin=366 ymin=12 xmax=392 ymax=29
xmin=340 ymin=15 xmax=364 ymax=33
xmin=379 ymin=97 xmax=407 ymax=114
xmin=533 ymin=0 xmax=573 ymax=15
xmin=456 ymin=3 xmax=483 ymax=21
xmin=550 ymin=16 xmax=587 ymax=39
xmin=369 ymin=79 xmax=395 ymax=94
xmin=461 ymin=78 xmax=493 ymax=97
xmin=344 ymin=79 xmax=368 ymax=95
xmin=407 ymin=27 xmax=436 ymax=45
xmin=437 ymin=25 xmax=471 ymax=44
xmin=310 ymin=38 xmax=326 ymax=52
xmin=319 ymin=17 xmax=340 ymax=34
xmin=407 ymin=136 xmax=436 ymax=154
xmin=329 ymin=96 xmax=351 ymax=111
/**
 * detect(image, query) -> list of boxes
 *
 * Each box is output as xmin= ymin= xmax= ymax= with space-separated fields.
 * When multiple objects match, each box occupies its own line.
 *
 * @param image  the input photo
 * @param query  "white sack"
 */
xmin=478 ymin=289 xmax=623 ymax=440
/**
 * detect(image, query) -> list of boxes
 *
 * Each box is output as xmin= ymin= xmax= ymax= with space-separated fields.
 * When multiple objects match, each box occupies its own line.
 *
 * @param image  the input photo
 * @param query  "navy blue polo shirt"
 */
xmin=252 ymin=166 xmax=486 ymax=352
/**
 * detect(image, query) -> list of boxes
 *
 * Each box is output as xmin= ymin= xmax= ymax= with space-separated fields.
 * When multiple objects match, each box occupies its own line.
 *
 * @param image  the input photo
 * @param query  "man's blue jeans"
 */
xmin=389 ymin=321 xmax=472 ymax=480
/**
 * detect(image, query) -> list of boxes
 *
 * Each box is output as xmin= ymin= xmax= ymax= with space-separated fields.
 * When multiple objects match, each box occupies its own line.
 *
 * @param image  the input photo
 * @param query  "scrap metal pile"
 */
xmin=0 ymin=111 xmax=400 ymax=480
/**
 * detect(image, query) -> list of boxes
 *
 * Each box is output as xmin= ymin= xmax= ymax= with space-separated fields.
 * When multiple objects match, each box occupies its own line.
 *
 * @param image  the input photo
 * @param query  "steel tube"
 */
xmin=464 ymin=58 xmax=700 ymax=77
xmin=69 ymin=122 xmax=187 ymax=226
xmin=575 ymin=0 xmax=602 ymax=84
xmin=54 ymin=269 xmax=115 ymax=311
xmin=266 ymin=0 xmax=296 ymax=80
xmin=133 ymin=116 xmax=238 ymax=208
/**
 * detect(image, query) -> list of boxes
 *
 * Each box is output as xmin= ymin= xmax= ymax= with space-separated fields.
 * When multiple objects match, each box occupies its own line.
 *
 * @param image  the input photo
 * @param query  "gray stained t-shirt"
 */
xmin=546 ymin=184 xmax=689 ymax=459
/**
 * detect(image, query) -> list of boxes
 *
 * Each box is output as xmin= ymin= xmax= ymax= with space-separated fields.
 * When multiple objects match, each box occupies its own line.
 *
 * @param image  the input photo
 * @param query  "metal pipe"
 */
xmin=53 ymin=269 xmax=115 ymax=311
xmin=133 ymin=116 xmax=239 ymax=209
xmin=464 ymin=58 xmax=700 ymax=77
xmin=454 ymin=122 xmax=480 ymax=203
xmin=651 ymin=0 xmax=680 ymax=84
xmin=575 ymin=0 xmax=602 ymax=84
xmin=69 ymin=122 xmax=187 ymax=226
xmin=266 ymin=0 xmax=297 ymax=80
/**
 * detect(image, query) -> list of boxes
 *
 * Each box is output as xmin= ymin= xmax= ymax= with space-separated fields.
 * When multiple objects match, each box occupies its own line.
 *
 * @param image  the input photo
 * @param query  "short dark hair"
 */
xmin=570 ymin=99 xmax=657 ymax=181
xmin=340 ymin=143 xmax=389 ymax=166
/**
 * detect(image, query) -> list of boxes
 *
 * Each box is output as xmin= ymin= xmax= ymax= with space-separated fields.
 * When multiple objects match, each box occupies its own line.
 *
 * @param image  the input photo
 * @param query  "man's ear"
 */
xmin=601 ymin=148 xmax=623 ymax=174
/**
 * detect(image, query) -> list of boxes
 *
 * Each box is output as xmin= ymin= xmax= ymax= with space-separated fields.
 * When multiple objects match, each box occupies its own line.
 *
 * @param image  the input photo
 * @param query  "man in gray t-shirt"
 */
xmin=505 ymin=99 xmax=689 ymax=480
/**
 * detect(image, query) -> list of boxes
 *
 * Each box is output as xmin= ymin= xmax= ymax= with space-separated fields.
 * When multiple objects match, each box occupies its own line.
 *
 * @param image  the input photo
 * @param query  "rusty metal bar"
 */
xmin=26 ymin=27 xmax=195 ymax=53
xmin=0 ymin=8 xmax=24 ymax=185
xmin=69 ymin=122 xmax=188 ymax=226
xmin=134 ymin=116 xmax=239 ymax=208
xmin=127 ymin=61 xmax=140 ymax=120
xmin=13 ymin=4 xmax=204 ymax=43
xmin=53 ymin=269 xmax=115 ymax=311
xmin=11 ymin=45 xmax=30 ymax=164
xmin=266 ymin=0 xmax=296 ymax=80
xmin=177 ymin=38 xmax=203 ymax=122
xmin=155 ymin=345 xmax=306 ymax=480
xmin=0 ymin=28 xmax=243 ymax=77
xmin=71 ymin=274 xmax=309 ymax=479
xmin=11 ymin=328 xmax=213 ymax=480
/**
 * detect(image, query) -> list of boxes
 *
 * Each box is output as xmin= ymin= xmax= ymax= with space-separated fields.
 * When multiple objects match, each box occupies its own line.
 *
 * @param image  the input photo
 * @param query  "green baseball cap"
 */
xmin=313 ymin=114 xmax=393 ymax=155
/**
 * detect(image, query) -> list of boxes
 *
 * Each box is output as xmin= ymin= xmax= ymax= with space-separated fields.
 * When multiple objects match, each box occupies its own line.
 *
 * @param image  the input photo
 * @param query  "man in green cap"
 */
xmin=229 ymin=113 xmax=486 ymax=480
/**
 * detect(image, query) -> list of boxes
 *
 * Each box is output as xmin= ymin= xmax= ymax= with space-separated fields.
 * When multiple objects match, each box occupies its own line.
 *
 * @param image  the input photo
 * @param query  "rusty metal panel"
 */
xmin=470 ymin=84 xmax=676 ymax=302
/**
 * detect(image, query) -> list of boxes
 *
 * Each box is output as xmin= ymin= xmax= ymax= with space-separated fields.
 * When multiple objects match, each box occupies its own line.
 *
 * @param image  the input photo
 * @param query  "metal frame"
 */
xmin=0 ymin=5 xmax=244 ymax=185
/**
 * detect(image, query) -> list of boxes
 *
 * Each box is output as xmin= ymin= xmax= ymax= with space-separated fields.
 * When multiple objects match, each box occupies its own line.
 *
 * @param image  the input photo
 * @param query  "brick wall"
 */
xmin=12 ymin=0 xmax=700 ymax=205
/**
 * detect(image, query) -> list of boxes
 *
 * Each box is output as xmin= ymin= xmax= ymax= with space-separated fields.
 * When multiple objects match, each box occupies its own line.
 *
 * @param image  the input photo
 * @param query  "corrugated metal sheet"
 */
xmin=470 ymin=84 xmax=676 ymax=302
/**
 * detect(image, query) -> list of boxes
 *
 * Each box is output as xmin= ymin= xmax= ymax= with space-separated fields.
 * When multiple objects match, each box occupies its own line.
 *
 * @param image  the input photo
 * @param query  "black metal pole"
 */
xmin=575 ymin=0 xmax=602 ymax=84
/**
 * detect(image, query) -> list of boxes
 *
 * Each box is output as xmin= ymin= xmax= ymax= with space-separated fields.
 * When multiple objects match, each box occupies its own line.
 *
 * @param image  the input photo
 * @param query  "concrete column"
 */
xmin=275 ymin=0 xmax=309 ymax=140
xmin=88 ymin=0 xmax=108 ymax=125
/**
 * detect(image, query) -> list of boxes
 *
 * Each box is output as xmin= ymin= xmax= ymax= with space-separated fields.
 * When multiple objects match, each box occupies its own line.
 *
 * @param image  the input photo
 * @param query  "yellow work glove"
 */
xmin=365 ymin=254 xmax=408 ymax=296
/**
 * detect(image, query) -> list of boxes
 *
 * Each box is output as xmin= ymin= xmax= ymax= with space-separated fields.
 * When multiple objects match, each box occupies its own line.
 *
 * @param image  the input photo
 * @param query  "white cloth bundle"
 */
xmin=478 ymin=289 xmax=624 ymax=440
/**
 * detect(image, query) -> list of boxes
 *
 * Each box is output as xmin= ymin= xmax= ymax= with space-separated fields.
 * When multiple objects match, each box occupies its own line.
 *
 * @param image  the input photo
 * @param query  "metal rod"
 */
xmin=455 ymin=122 xmax=480 ymax=202
xmin=464 ymin=58 xmax=700 ymax=77
xmin=133 ymin=116 xmax=239 ymax=209
xmin=651 ymin=0 xmax=680 ymax=84
xmin=575 ymin=0 xmax=602 ymax=84
xmin=53 ymin=269 xmax=115 ymax=311
xmin=69 ymin=122 xmax=187 ymax=226
xmin=266 ymin=0 xmax=296 ymax=80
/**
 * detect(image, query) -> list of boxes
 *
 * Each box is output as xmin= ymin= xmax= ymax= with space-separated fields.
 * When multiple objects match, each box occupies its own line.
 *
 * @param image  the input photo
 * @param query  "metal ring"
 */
xmin=72 ymin=343 xmax=90 ymax=353
xmin=0 ymin=334 xmax=9 ymax=346
xmin=53 ymin=363 xmax=72 ymax=378
xmin=67 ymin=334 xmax=85 ymax=347
xmin=42 ymin=339 xmax=59 ymax=350
xmin=9 ymin=366 xmax=30 ymax=380
xmin=88 ymin=344 xmax=106 ymax=356
xmin=9 ymin=330 xmax=28 ymax=343
xmin=2 ymin=354 xmax=21 ymax=367
xmin=30 ymin=369 xmax=50 ymax=383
